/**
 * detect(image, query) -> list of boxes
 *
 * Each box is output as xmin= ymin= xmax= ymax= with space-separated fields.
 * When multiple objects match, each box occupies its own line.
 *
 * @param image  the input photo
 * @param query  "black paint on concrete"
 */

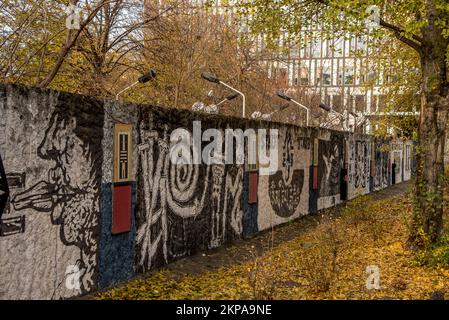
xmin=0 ymin=152 xmax=9 ymax=219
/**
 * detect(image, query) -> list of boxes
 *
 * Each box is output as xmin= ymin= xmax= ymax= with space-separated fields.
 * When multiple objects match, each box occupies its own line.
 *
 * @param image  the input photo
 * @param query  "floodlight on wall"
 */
xmin=222 ymin=93 xmax=239 ymax=103
xmin=192 ymin=93 xmax=239 ymax=115
xmin=349 ymin=111 xmax=358 ymax=118
xmin=116 ymin=69 xmax=157 ymax=100
xmin=319 ymin=102 xmax=332 ymax=113
xmin=319 ymin=102 xmax=350 ymax=120
xmin=251 ymin=103 xmax=290 ymax=122
xmin=319 ymin=102 xmax=351 ymax=131
xmin=191 ymin=101 xmax=206 ymax=112
xmin=201 ymin=72 xmax=220 ymax=83
xmin=277 ymin=92 xmax=292 ymax=101
xmin=212 ymin=93 xmax=239 ymax=110
xmin=278 ymin=91 xmax=310 ymax=126
xmin=251 ymin=111 xmax=275 ymax=121
xmin=251 ymin=111 xmax=263 ymax=119
xmin=201 ymin=72 xmax=246 ymax=118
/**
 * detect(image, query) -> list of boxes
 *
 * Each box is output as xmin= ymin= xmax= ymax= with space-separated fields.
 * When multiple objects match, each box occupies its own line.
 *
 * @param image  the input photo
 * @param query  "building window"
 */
xmin=322 ymin=73 xmax=331 ymax=85
xmin=311 ymin=39 xmax=322 ymax=58
xmin=299 ymin=65 xmax=310 ymax=85
xmin=345 ymin=67 xmax=354 ymax=85
xmin=378 ymin=95 xmax=387 ymax=110
xmin=333 ymin=95 xmax=343 ymax=113
xmin=333 ymin=38 xmax=344 ymax=57
xmin=355 ymin=95 xmax=366 ymax=112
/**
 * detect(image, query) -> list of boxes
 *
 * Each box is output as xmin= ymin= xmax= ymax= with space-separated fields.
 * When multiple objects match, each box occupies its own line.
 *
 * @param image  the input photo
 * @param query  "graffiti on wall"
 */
xmin=373 ymin=144 xmax=382 ymax=190
xmin=135 ymin=112 xmax=243 ymax=272
xmin=404 ymin=143 xmax=413 ymax=181
xmin=393 ymin=150 xmax=402 ymax=182
xmin=317 ymin=133 xmax=344 ymax=209
xmin=0 ymin=84 xmax=417 ymax=299
xmin=8 ymin=105 xmax=103 ymax=296
xmin=389 ymin=142 xmax=401 ymax=183
xmin=210 ymin=164 xmax=243 ymax=248
xmin=373 ymin=143 xmax=390 ymax=191
xmin=405 ymin=145 xmax=411 ymax=171
xmin=0 ymin=155 xmax=25 ymax=237
xmin=0 ymin=153 xmax=9 ymax=218
xmin=382 ymin=151 xmax=389 ymax=187
xmin=257 ymin=127 xmax=310 ymax=231
xmin=393 ymin=152 xmax=401 ymax=171
xmin=268 ymin=129 xmax=305 ymax=217
xmin=0 ymin=171 xmax=26 ymax=237
xmin=349 ymin=138 xmax=370 ymax=198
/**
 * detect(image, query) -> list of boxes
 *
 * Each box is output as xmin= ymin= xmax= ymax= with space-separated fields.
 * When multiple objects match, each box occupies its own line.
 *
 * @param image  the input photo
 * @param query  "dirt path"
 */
xmin=86 ymin=181 xmax=411 ymax=299
xmin=164 ymin=181 xmax=411 ymax=280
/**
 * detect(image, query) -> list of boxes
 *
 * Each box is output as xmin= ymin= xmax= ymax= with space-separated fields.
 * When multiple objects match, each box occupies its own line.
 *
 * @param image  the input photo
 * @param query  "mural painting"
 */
xmin=348 ymin=137 xmax=371 ymax=199
xmin=0 ymin=87 xmax=103 ymax=299
xmin=0 ymin=84 xmax=415 ymax=299
xmin=391 ymin=141 xmax=404 ymax=184
xmin=317 ymin=132 xmax=344 ymax=209
xmin=373 ymin=142 xmax=390 ymax=191
xmin=135 ymin=111 xmax=243 ymax=272
xmin=403 ymin=142 xmax=413 ymax=181
xmin=258 ymin=126 xmax=310 ymax=231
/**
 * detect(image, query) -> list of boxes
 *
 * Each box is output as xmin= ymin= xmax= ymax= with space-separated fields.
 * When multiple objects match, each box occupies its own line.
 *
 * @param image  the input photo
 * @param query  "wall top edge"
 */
xmin=0 ymin=83 xmax=410 ymax=142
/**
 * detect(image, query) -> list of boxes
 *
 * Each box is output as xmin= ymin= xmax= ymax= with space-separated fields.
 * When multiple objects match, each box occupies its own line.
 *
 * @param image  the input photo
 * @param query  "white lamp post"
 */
xmin=319 ymin=102 xmax=352 ymax=131
xmin=201 ymin=72 xmax=246 ymax=118
xmin=277 ymin=92 xmax=310 ymax=126
xmin=115 ymin=70 xmax=157 ymax=101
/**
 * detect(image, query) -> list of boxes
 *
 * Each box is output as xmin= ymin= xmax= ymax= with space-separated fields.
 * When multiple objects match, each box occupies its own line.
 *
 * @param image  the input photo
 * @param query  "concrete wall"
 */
xmin=348 ymin=134 xmax=371 ymax=199
xmin=373 ymin=139 xmax=391 ymax=191
xmin=316 ymin=130 xmax=345 ymax=210
xmin=257 ymin=125 xmax=311 ymax=231
xmin=0 ymin=84 xmax=415 ymax=299
xmin=0 ymin=85 xmax=103 ymax=299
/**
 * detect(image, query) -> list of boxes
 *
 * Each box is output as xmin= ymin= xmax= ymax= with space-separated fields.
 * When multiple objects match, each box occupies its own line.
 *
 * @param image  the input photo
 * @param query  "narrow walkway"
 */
xmin=88 ymin=181 xmax=411 ymax=299
xmin=160 ymin=182 xmax=411 ymax=280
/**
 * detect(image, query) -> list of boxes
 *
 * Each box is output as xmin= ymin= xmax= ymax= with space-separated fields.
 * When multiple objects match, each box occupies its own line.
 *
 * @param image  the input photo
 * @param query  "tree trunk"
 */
xmin=409 ymin=47 xmax=449 ymax=247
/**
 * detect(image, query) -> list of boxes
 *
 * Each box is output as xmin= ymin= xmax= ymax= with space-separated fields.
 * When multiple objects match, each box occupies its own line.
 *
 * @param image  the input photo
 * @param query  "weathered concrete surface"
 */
xmin=0 ymin=84 xmax=414 ymax=299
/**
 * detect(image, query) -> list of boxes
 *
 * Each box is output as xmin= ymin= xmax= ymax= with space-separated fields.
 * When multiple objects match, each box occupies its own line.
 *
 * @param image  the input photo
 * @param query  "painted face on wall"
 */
xmin=11 ymin=110 xmax=101 ymax=293
xmin=268 ymin=128 xmax=304 ymax=218
xmin=326 ymin=143 xmax=340 ymax=184
xmin=318 ymin=135 xmax=343 ymax=198
xmin=13 ymin=113 xmax=97 ymax=241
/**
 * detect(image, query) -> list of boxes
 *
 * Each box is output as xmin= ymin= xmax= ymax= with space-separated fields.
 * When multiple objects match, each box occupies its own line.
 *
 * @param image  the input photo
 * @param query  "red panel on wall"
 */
xmin=112 ymin=184 xmax=132 ymax=234
xmin=248 ymin=172 xmax=258 ymax=204
xmin=313 ymin=166 xmax=319 ymax=190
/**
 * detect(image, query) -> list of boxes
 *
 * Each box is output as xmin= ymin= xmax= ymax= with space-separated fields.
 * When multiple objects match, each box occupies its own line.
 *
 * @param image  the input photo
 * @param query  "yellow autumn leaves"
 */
xmin=97 ymin=186 xmax=449 ymax=300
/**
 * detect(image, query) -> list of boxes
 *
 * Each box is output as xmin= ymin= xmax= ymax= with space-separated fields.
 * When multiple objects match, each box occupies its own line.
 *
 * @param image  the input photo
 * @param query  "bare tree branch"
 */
xmin=38 ymin=0 xmax=118 ymax=88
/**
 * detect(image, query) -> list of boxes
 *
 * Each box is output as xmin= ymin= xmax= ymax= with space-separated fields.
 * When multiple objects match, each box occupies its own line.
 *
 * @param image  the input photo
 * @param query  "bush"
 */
xmin=247 ymin=250 xmax=283 ymax=300
xmin=299 ymin=217 xmax=342 ymax=293
xmin=415 ymin=231 xmax=449 ymax=268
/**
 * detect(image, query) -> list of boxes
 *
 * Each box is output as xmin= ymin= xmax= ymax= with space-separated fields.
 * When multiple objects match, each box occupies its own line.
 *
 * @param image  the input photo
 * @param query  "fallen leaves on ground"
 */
xmin=96 ymin=189 xmax=449 ymax=300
